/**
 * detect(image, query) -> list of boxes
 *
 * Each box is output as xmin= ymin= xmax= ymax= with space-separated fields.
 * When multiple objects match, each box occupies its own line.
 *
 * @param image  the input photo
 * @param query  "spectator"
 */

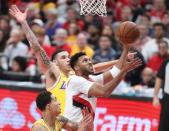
xmin=136 ymin=14 xmax=153 ymax=36
xmin=161 ymin=13 xmax=169 ymax=38
xmin=10 ymin=56 xmax=27 ymax=72
xmin=26 ymin=2 xmax=41 ymax=21
xmin=31 ymin=18 xmax=51 ymax=46
xmin=101 ymin=25 xmax=121 ymax=55
xmin=83 ymin=15 xmax=102 ymax=30
xmin=101 ymin=11 xmax=114 ymax=26
xmin=133 ymin=67 xmax=155 ymax=93
xmin=52 ymin=28 xmax=71 ymax=54
xmin=147 ymin=40 xmax=169 ymax=74
xmin=150 ymin=0 xmax=167 ymax=22
xmin=113 ymin=6 xmax=133 ymax=35
xmin=121 ymin=6 xmax=133 ymax=22
xmin=2 ymin=28 xmax=28 ymax=69
xmin=142 ymin=22 xmax=169 ymax=61
xmin=63 ymin=7 xmax=84 ymax=31
xmin=70 ymin=33 xmax=94 ymax=58
xmin=87 ymin=24 xmax=100 ymax=49
xmin=134 ymin=24 xmax=152 ymax=51
xmin=45 ymin=8 xmax=62 ymax=39
xmin=66 ymin=22 xmax=79 ymax=46
xmin=32 ymin=26 xmax=56 ymax=58
xmin=140 ymin=67 xmax=155 ymax=88
xmin=130 ymin=0 xmax=145 ymax=22
xmin=0 ymin=16 xmax=10 ymax=39
xmin=93 ymin=35 xmax=117 ymax=64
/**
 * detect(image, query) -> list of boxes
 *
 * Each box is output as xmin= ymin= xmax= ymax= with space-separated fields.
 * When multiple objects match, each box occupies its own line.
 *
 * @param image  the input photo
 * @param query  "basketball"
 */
xmin=116 ymin=21 xmax=140 ymax=44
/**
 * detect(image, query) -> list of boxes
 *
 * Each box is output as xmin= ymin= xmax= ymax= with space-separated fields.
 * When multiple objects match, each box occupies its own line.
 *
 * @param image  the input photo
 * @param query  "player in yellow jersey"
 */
xmin=9 ymin=5 xmax=119 ymax=114
xmin=31 ymin=91 xmax=93 ymax=131
xmin=9 ymin=5 xmax=73 ymax=114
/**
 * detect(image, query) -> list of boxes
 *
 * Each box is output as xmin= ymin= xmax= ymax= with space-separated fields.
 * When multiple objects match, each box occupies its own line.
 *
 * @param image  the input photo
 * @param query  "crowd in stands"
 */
xmin=0 ymin=0 xmax=169 ymax=95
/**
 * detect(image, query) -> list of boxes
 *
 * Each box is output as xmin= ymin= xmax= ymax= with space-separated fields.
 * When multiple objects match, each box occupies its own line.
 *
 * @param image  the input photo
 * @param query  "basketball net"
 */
xmin=78 ymin=0 xmax=107 ymax=16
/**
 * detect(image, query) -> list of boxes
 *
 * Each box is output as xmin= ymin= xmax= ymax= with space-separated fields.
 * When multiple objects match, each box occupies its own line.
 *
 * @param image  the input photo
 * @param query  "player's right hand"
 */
xmin=152 ymin=96 xmax=160 ymax=107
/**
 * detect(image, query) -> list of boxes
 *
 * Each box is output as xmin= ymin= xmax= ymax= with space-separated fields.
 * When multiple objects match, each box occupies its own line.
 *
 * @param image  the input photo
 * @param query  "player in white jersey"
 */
xmin=65 ymin=74 xmax=103 ymax=122
xmin=64 ymin=46 xmax=142 ymax=129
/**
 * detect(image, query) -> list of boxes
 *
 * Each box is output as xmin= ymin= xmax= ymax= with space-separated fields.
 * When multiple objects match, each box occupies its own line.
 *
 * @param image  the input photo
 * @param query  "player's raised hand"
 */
xmin=78 ymin=107 xmax=93 ymax=131
xmin=9 ymin=5 xmax=28 ymax=23
xmin=123 ymin=57 xmax=142 ymax=73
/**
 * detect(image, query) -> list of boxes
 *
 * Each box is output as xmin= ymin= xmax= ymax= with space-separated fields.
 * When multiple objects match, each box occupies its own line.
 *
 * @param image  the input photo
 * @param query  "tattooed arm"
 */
xmin=9 ymin=5 xmax=60 ymax=78
xmin=58 ymin=116 xmax=78 ymax=131
xmin=58 ymin=114 xmax=93 ymax=131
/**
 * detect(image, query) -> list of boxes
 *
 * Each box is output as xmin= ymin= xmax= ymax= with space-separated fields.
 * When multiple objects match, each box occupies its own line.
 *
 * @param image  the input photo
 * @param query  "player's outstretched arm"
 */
xmin=93 ymin=44 xmax=128 ymax=74
xmin=88 ymin=57 xmax=142 ymax=97
xmin=93 ymin=51 xmax=136 ymax=74
xmin=9 ymin=5 xmax=60 ymax=77
xmin=99 ymin=46 xmax=136 ymax=84
xmin=93 ymin=60 xmax=118 ymax=74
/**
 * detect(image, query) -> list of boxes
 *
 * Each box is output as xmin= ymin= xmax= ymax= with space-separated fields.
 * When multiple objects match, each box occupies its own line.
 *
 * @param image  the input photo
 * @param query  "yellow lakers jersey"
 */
xmin=32 ymin=119 xmax=62 ymax=131
xmin=49 ymin=72 xmax=69 ymax=114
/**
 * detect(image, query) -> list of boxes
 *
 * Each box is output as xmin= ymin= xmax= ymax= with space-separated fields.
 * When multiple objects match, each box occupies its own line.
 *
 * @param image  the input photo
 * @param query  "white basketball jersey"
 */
xmin=64 ymin=74 xmax=103 ymax=122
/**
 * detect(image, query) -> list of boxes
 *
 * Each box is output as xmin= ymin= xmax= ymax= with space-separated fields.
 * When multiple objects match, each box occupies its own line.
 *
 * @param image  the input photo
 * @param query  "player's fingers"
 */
xmin=84 ymin=107 xmax=90 ymax=115
xmin=10 ymin=5 xmax=15 ymax=13
xmin=11 ymin=5 xmax=18 ymax=12
xmin=25 ymin=8 xmax=29 ymax=14
xmin=9 ymin=9 xmax=16 ymax=16
xmin=129 ymin=59 xmax=142 ymax=68
xmin=128 ymin=60 xmax=142 ymax=72
xmin=127 ymin=58 xmax=142 ymax=70
xmin=84 ymin=114 xmax=92 ymax=122
xmin=82 ymin=109 xmax=85 ymax=117
xmin=13 ymin=5 xmax=19 ymax=12
xmin=82 ymin=114 xmax=90 ymax=122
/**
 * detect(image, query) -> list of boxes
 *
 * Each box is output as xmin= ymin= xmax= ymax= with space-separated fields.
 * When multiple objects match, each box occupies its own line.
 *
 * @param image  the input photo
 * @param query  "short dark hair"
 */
xmin=13 ymin=56 xmax=27 ymax=71
xmin=36 ymin=91 xmax=52 ymax=111
xmin=70 ymin=52 xmax=86 ymax=69
xmin=51 ymin=49 xmax=66 ymax=61
xmin=153 ymin=23 xmax=166 ymax=31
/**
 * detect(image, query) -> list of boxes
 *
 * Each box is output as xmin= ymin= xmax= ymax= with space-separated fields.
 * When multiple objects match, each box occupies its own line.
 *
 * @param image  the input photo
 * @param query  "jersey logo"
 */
xmin=60 ymin=81 xmax=66 ymax=89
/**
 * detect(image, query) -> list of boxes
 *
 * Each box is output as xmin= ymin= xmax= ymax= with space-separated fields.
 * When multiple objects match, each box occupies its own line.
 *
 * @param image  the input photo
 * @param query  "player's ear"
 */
xmin=53 ymin=59 xmax=58 ymax=66
xmin=46 ymin=103 xmax=51 ymax=110
xmin=74 ymin=65 xmax=79 ymax=71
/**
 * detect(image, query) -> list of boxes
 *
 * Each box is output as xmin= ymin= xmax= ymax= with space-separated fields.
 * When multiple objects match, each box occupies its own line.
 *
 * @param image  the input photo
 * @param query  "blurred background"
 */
xmin=0 ymin=0 xmax=169 ymax=130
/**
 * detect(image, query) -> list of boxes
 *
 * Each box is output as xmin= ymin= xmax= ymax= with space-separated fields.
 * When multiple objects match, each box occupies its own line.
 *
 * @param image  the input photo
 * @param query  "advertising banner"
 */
xmin=0 ymin=88 xmax=160 ymax=131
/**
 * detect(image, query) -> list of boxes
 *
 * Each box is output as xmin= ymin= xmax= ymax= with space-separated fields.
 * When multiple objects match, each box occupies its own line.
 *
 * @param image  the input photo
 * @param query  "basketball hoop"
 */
xmin=78 ymin=0 xmax=107 ymax=16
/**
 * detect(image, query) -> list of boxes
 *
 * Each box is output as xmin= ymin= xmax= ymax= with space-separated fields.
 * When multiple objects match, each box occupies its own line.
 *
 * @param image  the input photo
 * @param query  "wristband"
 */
xmin=110 ymin=66 xmax=121 ymax=77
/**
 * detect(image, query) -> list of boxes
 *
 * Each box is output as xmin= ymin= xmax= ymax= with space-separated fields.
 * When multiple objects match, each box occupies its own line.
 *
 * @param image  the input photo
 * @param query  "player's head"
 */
xmin=51 ymin=49 xmax=71 ymax=72
xmin=70 ymin=52 xmax=94 ymax=76
xmin=36 ymin=91 xmax=61 ymax=115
